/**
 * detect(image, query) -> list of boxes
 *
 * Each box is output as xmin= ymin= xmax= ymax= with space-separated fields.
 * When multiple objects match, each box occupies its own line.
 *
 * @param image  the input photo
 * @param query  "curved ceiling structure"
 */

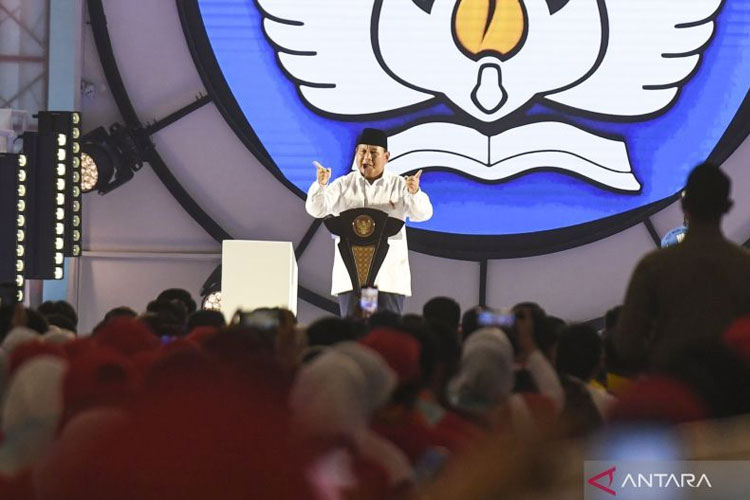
xmin=79 ymin=0 xmax=750 ymax=324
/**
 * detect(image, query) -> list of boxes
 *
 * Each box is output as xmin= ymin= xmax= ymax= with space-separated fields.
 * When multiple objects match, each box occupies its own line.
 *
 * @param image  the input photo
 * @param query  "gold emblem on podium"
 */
xmin=352 ymin=215 xmax=376 ymax=238
xmin=352 ymin=245 xmax=376 ymax=286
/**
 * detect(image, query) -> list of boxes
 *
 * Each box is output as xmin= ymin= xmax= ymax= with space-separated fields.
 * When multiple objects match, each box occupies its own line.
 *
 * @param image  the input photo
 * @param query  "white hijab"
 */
xmin=448 ymin=327 xmax=515 ymax=413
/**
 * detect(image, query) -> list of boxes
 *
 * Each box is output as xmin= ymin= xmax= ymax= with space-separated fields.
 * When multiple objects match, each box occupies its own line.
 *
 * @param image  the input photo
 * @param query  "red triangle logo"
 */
xmin=587 ymin=466 xmax=617 ymax=496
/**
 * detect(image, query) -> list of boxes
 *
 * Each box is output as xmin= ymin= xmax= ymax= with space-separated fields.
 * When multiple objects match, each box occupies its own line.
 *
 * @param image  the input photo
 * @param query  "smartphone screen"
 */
xmin=232 ymin=309 xmax=280 ymax=330
xmin=360 ymin=287 xmax=378 ymax=314
xmin=477 ymin=308 xmax=515 ymax=329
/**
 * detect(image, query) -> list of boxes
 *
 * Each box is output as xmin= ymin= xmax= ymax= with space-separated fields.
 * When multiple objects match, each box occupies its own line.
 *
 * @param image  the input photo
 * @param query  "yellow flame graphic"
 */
xmin=455 ymin=0 xmax=525 ymax=57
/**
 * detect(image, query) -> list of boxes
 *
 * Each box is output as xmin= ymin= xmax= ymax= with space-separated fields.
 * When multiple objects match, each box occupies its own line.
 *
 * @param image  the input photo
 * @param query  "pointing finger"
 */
xmin=414 ymin=169 xmax=423 ymax=179
xmin=313 ymin=161 xmax=323 ymax=170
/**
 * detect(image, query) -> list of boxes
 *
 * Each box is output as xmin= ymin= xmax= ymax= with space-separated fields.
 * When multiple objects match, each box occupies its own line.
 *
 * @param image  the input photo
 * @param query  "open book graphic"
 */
xmin=382 ymin=121 xmax=641 ymax=192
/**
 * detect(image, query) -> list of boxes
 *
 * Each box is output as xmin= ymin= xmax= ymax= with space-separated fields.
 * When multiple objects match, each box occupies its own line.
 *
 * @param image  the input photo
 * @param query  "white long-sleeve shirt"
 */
xmin=305 ymin=170 xmax=433 ymax=296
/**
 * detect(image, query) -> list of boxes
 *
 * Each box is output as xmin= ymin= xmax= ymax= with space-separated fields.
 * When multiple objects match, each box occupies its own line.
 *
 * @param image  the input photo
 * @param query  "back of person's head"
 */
xmin=556 ymin=324 xmax=602 ymax=381
xmin=186 ymin=309 xmax=226 ymax=332
xmin=104 ymin=306 xmax=138 ymax=322
xmin=156 ymin=288 xmax=197 ymax=315
xmin=204 ymin=325 xmax=280 ymax=370
xmin=460 ymin=306 xmax=482 ymax=340
xmin=305 ymin=316 xmax=359 ymax=347
xmin=681 ymin=163 xmax=732 ymax=223
xmin=423 ymin=296 xmax=461 ymax=332
xmin=513 ymin=302 xmax=557 ymax=358
xmin=400 ymin=317 xmax=439 ymax=386
xmin=38 ymin=300 xmax=78 ymax=331
xmin=448 ymin=327 xmax=515 ymax=411
xmin=25 ymin=308 xmax=49 ymax=334
xmin=1 ymin=305 xmax=49 ymax=337
xmin=44 ymin=314 xmax=77 ymax=333
xmin=92 ymin=306 xmax=139 ymax=334
xmin=145 ymin=299 xmax=189 ymax=337
xmin=93 ymin=317 xmax=160 ymax=357
xmin=604 ymin=305 xmax=622 ymax=332
xmin=367 ymin=309 xmax=402 ymax=329
xmin=426 ymin=318 xmax=461 ymax=376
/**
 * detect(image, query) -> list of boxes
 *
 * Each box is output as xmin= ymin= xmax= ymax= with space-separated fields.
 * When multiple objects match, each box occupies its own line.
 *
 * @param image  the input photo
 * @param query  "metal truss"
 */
xmin=0 ymin=0 xmax=48 ymax=112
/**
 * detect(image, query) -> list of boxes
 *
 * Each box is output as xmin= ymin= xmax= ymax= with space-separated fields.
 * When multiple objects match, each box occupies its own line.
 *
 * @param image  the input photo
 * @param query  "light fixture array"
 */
xmin=0 ymin=153 xmax=27 ymax=302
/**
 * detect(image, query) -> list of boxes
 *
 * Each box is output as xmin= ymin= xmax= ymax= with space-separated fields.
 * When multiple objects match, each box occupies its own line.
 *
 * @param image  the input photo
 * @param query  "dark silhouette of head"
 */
xmin=186 ymin=309 xmax=227 ymax=332
xmin=305 ymin=316 xmax=359 ymax=347
xmin=460 ymin=306 xmax=482 ymax=341
xmin=681 ymin=163 xmax=732 ymax=224
xmin=38 ymin=300 xmax=78 ymax=331
xmin=156 ymin=288 xmax=197 ymax=315
xmin=604 ymin=305 xmax=622 ymax=333
xmin=556 ymin=324 xmax=602 ymax=381
xmin=423 ymin=296 xmax=461 ymax=333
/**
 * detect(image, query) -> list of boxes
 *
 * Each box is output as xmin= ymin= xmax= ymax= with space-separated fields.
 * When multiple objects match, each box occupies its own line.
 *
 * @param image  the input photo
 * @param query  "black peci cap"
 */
xmin=357 ymin=128 xmax=388 ymax=150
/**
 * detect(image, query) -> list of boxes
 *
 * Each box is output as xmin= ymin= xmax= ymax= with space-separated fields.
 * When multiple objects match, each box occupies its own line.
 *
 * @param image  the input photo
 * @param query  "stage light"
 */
xmin=80 ymin=123 xmax=145 ymax=194
xmin=20 ymin=127 xmax=69 ymax=279
xmin=80 ymin=152 xmax=99 ymax=192
xmin=1 ymin=154 xmax=27 ymax=301
xmin=202 ymin=291 xmax=222 ymax=311
xmin=200 ymin=264 xmax=222 ymax=311
xmin=36 ymin=111 xmax=83 ymax=258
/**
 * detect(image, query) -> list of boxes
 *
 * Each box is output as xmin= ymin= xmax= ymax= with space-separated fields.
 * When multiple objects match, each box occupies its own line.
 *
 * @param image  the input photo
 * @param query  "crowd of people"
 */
xmin=0 ymin=291 xmax=747 ymax=498
xmin=0 ymin=165 xmax=748 ymax=499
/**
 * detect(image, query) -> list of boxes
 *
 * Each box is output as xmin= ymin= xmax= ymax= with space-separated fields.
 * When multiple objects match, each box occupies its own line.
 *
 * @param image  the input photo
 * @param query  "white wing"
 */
xmin=545 ymin=0 xmax=723 ymax=117
xmin=256 ymin=0 xmax=432 ymax=116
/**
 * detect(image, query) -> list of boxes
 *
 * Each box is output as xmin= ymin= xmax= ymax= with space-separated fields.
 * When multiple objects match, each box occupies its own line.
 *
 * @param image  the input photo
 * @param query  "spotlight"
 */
xmin=202 ymin=291 xmax=222 ymax=312
xmin=80 ymin=123 xmax=145 ymax=194
xmin=200 ymin=264 xmax=222 ymax=311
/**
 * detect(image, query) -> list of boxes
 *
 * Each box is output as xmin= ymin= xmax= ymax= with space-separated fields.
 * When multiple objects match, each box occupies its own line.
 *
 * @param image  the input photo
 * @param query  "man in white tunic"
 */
xmin=305 ymin=128 xmax=433 ymax=316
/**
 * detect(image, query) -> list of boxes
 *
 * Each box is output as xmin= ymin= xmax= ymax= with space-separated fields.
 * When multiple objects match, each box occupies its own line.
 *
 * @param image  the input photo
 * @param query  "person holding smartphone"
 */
xmin=306 ymin=128 xmax=433 ymax=317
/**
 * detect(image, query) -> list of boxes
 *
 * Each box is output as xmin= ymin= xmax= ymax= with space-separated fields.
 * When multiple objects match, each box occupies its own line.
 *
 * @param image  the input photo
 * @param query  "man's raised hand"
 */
xmin=405 ymin=169 xmax=422 ymax=194
xmin=314 ymin=161 xmax=332 ymax=186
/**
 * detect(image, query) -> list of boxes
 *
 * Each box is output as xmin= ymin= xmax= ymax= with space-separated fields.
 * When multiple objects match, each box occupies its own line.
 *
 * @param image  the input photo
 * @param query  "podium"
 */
xmin=221 ymin=240 xmax=298 ymax=320
xmin=324 ymin=208 xmax=404 ymax=291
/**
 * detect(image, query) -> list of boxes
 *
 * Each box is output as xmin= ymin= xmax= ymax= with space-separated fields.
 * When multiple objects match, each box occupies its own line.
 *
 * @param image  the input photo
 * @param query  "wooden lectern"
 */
xmin=323 ymin=208 xmax=404 ymax=292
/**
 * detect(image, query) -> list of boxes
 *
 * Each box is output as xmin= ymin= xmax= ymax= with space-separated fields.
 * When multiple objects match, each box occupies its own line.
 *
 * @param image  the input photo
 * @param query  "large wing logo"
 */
xmin=257 ymin=0 xmax=724 ymax=193
xmin=256 ymin=0 xmax=432 ymax=116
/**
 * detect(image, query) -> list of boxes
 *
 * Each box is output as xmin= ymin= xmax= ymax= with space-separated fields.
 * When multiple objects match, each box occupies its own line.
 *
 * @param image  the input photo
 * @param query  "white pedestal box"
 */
xmin=221 ymin=240 xmax=298 ymax=321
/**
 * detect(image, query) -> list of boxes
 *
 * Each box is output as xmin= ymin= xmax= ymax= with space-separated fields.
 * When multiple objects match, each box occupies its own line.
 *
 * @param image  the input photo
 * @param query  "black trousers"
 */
xmin=337 ymin=290 xmax=405 ymax=317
